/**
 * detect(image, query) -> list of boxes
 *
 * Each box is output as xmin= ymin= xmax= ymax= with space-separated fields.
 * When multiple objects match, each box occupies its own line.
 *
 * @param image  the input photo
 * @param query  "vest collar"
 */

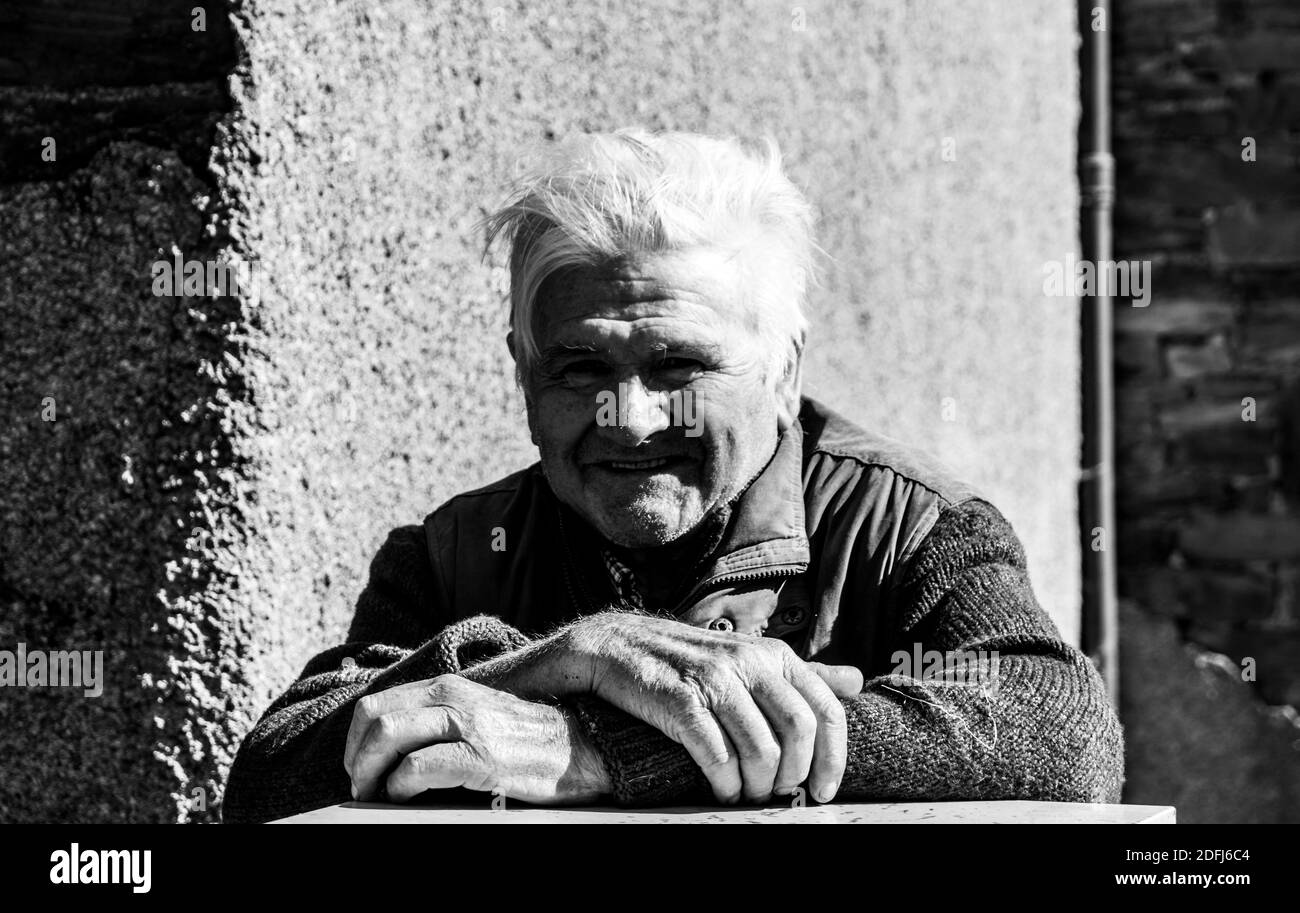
xmin=686 ymin=418 xmax=811 ymax=593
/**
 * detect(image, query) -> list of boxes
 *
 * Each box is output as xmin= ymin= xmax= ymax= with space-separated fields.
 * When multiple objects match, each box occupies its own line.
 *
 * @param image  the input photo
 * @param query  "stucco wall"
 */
xmin=0 ymin=0 xmax=1081 ymax=822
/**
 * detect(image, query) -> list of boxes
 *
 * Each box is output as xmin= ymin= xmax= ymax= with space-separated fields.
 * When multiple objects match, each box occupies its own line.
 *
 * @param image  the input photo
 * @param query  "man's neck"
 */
xmin=616 ymin=509 xmax=730 ymax=609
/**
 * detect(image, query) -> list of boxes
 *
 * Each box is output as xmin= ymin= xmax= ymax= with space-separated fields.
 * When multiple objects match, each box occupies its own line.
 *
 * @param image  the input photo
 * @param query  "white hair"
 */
xmin=482 ymin=128 xmax=818 ymax=381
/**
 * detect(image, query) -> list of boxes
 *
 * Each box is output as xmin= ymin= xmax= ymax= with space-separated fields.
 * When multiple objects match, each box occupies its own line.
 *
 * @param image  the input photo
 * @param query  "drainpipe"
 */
xmin=1078 ymin=0 xmax=1119 ymax=707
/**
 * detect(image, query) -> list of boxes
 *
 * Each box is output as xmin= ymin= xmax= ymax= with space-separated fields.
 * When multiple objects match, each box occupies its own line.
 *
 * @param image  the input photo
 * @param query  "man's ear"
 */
xmin=775 ymin=332 xmax=805 ymax=432
xmin=507 ymin=329 xmax=528 ymax=398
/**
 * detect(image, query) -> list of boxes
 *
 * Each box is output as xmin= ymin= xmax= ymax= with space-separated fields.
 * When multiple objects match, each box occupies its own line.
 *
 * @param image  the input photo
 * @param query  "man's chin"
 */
xmin=586 ymin=500 xmax=703 ymax=548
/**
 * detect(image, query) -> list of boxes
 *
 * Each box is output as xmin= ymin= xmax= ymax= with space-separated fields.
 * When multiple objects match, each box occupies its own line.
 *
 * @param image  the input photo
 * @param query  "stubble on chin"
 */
xmin=587 ymin=480 xmax=706 ymax=548
xmin=538 ymin=445 xmax=724 ymax=546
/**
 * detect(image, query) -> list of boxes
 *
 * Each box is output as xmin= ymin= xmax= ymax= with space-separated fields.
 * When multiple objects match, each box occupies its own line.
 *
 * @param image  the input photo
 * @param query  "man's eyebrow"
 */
xmin=537 ymin=341 xmax=728 ymax=367
xmin=670 ymin=343 xmax=726 ymax=360
xmin=646 ymin=342 xmax=728 ymax=364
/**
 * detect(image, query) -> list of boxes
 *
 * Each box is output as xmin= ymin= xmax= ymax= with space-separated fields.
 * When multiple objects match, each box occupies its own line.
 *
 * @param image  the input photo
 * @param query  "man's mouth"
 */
xmin=591 ymin=456 xmax=688 ymax=472
xmin=609 ymin=457 xmax=670 ymax=470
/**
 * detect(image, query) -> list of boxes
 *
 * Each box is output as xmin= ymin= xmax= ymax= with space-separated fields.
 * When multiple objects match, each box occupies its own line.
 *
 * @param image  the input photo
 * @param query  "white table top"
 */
xmin=271 ymin=799 xmax=1175 ymax=824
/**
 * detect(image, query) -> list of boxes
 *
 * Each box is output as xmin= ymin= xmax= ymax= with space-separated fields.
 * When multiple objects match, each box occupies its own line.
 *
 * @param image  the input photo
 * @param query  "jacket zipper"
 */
xmin=667 ymin=564 xmax=804 ymax=617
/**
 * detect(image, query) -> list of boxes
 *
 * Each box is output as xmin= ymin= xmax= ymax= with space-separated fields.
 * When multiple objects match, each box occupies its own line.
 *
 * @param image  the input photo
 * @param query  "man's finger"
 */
xmin=713 ymin=691 xmax=781 ymax=804
xmin=350 ymin=707 xmax=457 ymax=802
xmin=385 ymin=741 xmax=484 ymax=803
xmin=669 ymin=704 xmax=744 ymax=805
xmin=786 ymin=661 xmax=849 ymax=803
xmin=808 ymin=662 xmax=864 ymax=698
xmin=750 ymin=677 xmax=817 ymax=796
xmin=344 ymin=680 xmax=442 ymax=776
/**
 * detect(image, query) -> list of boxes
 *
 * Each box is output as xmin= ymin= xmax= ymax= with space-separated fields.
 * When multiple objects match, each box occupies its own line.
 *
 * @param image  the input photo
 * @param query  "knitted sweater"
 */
xmin=222 ymin=499 xmax=1124 ymax=823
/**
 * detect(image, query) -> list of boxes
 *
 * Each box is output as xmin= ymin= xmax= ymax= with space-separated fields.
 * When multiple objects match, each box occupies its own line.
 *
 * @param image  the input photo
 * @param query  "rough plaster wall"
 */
xmin=1 ymin=0 xmax=1082 ymax=821
xmin=0 ymin=143 xmax=236 ymax=822
xmin=788 ymin=2 xmax=1082 ymax=640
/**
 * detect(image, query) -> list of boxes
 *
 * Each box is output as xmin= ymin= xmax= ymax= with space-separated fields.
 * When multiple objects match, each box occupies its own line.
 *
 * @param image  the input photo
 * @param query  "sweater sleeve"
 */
xmin=567 ymin=498 xmax=1126 ymax=806
xmin=221 ymin=525 xmax=529 ymax=824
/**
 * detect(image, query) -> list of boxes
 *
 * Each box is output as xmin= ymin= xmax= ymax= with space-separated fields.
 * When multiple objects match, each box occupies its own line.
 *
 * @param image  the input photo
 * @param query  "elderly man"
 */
xmin=223 ymin=129 xmax=1123 ymax=823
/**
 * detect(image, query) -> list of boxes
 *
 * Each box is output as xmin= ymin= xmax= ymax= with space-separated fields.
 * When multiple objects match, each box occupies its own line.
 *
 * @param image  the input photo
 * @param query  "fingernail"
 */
xmin=817 ymin=781 xmax=839 ymax=803
xmin=350 ymin=784 xmax=357 ymax=800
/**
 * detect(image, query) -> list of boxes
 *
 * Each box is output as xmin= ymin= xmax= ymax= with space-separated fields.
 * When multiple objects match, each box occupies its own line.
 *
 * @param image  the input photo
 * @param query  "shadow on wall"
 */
xmin=0 ymin=2 xmax=240 ymax=823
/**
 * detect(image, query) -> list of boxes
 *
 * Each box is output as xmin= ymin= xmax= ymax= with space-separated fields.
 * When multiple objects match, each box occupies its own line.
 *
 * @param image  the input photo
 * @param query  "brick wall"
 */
xmin=1114 ymin=0 xmax=1300 ymax=820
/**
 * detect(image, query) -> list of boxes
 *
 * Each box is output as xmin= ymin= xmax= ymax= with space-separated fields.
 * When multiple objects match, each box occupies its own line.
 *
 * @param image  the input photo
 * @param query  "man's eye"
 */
xmin=560 ymin=361 xmax=610 ymax=383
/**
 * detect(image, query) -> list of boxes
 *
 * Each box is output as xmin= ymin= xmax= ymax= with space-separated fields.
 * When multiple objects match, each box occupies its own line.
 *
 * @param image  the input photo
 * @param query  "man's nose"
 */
xmin=600 ymin=377 xmax=671 ymax=446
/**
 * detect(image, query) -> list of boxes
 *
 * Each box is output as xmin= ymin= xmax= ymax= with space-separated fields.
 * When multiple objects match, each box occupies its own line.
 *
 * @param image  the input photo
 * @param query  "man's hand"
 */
xmin=468 ymin=612 xmax=863 ymax=805
xmin=343 ymin=674 xmax=610 ymax=805
xmin=573 ymin=614 xmax=862 ymax=805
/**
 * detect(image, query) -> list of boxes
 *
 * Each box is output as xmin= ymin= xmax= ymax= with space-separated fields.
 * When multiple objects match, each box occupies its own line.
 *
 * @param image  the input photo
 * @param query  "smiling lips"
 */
xmin=593 ymin=455 xmax=684 ymax=471
xmin=608 ymin=457 xmax=670 ymax=470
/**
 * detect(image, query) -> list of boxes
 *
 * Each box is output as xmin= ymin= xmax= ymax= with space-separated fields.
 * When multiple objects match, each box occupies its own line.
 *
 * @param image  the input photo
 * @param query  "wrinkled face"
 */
xmin=514 ymin=249 xmax=801 ymax=549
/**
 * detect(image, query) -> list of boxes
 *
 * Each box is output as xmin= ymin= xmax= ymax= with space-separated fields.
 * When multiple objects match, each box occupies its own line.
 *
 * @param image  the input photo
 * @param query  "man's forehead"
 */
xmin=535 ymin=249 xmax=745 ymax=336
